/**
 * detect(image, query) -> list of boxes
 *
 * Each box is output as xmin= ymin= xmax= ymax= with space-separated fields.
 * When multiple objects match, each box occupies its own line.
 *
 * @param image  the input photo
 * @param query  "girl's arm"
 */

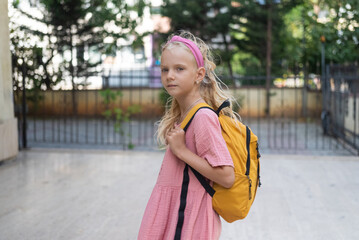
xmin=166 ymin=126 xmax=235 ymax=189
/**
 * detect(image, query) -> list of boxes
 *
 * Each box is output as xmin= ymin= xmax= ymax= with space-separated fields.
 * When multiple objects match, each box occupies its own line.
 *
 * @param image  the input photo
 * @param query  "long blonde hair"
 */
xmin=156 ymin=31 xmax=240 ymax=147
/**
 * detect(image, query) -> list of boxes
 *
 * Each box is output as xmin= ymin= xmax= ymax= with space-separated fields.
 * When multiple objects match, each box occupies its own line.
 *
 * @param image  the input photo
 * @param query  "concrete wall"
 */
xmin=0 ymin=0 xmax=18 ymax=161
xmin=231 ymin=88 xmax=322 ymax=118
xmin=26 ymin=89 xmax=164 ymax=117
xmin=24 ymin=88 xmax=323 ymax=119
xmin=345 ymin=95 xmax=359 ymax=135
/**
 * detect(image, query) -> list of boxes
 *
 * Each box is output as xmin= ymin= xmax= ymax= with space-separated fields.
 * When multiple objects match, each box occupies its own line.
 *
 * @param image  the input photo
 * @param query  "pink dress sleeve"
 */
xmin=190 ymin=108 xmax=234 ymax=168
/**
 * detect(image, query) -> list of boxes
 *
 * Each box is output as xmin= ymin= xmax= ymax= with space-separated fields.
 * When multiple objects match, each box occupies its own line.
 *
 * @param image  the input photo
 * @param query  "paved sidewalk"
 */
xmin=0 ymin=149 xmax=358 ymax=240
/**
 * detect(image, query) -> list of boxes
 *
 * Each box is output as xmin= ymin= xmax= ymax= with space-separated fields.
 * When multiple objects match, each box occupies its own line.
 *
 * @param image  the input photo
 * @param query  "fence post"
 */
xmin=21 ymin=64 xmax=27 ymax=148
xmin=320 ymin=36 xmax=331 ymax=135
xmin=320 ymin=36 xmax=326 ymax=110
xmin=302 ymin=61 xmax=309 ymax=117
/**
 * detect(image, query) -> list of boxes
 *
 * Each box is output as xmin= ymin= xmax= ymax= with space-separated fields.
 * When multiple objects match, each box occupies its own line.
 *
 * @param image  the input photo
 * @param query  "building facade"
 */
xmin=0 ymin=0 xmax=18 ymax=161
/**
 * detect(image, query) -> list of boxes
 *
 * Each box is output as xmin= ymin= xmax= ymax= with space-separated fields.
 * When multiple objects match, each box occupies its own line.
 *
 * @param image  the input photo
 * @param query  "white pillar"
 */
xmin=0 ymin=0 xmax=18 ymax=161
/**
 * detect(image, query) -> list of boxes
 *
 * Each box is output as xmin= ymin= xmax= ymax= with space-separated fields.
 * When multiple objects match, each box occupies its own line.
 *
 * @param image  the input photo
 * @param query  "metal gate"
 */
xmin=15 ymin=71 xmax=358 ymax=155
xmin=322 ymin=64 xmax=359 ymax=154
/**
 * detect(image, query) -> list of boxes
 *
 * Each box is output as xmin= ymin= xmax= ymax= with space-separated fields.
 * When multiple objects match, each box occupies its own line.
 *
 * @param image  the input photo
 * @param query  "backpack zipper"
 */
xmin=256 ymin=142 xmax=262 ymax=187
xmin=256 ymin=142 xmax=261 ymax=158
xmin=257 ymin=162 xmax=262 ymax=187
xmin=247 ymin=175 xmax=252 ymax=200
xmin=245 ymin=126 xmax=252 ymax=200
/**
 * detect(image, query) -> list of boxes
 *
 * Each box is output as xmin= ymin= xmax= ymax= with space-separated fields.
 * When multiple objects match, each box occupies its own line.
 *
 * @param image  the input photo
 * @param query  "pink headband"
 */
xmin=169 ymin=36 xmax=204 ymax=68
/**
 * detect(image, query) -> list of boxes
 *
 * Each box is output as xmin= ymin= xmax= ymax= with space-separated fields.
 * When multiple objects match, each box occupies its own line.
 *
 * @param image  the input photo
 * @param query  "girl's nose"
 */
xmin=167 ymin=69 xmax=175 ymax=80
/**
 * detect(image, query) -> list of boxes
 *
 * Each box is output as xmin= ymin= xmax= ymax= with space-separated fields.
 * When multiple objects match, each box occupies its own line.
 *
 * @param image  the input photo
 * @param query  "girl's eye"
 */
xmin=177 ymin=67 xmax=184 ymax=71
xmin=161 ymin=68 xmax=168 ymax=73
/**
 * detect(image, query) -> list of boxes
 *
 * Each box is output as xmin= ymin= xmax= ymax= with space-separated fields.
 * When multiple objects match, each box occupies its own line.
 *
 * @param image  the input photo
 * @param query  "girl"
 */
xmin=138 ymin=31 xmax=239 ymax=240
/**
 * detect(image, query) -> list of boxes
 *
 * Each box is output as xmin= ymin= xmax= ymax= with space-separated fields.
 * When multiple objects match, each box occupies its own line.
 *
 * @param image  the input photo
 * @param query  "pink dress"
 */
xmin=138 ymin=108 xmax=233 ymax=240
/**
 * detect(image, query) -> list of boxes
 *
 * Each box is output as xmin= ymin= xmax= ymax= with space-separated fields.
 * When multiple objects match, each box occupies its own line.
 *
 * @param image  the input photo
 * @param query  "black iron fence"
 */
xmin=14 ymin=68 xmax=358 ymax=155
xmin=322 ymin=64 xmax=359 ymax=153
xmin=14 ymin=86 xmax=161 ymax=150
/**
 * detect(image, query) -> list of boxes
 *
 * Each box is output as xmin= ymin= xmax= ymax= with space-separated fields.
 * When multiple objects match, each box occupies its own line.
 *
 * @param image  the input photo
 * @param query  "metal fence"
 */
xmin=322 ymin=64 xmax=359 ymax=153
xmin=14 ymin=69 xmax=358 ymax=155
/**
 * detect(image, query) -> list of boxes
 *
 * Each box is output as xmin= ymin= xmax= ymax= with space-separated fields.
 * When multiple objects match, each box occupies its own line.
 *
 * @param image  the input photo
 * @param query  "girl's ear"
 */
xmin=196 ymin=67 xmax=206 ymax=83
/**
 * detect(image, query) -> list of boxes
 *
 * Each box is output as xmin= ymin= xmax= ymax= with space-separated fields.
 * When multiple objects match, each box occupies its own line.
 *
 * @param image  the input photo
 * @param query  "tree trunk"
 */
xmin=221 ymin=32 xmax=234 ymax=85
xmin=265 ymin=1 xmax=272 ymax=117
xmin=70 ymin=28 xmax=77 ymax=115
xmin=301 ymin=9 xmax=308 ymax=117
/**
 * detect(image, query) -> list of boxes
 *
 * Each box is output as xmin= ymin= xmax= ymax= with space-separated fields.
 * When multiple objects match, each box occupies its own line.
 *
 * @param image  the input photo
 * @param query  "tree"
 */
xmin=231 ymin=0 xmax=303 ymax=75
xmin=10 ymin=0 xmax=62 ymax=109
xmin=11 ymin=0 xmax=147 ymax=91
xmin=321 ymin=0 xmax=359 ymax=63
xmin=231 ymin=0 xmax=302 ymax=116
xmin=10 ymin=0 xmax=147 ymax=116
xmin=287 ymin=0 xmax=359 ymax=70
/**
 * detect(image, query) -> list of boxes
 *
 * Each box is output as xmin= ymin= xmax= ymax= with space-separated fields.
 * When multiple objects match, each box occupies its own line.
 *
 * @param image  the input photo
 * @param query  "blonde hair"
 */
xmin=156 ymin=31 xmax=240 ymax=147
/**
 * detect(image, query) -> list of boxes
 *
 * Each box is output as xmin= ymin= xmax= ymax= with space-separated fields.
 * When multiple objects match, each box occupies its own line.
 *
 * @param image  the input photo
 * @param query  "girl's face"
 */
xmin=160 ymin=45 xmax=202 ymax=100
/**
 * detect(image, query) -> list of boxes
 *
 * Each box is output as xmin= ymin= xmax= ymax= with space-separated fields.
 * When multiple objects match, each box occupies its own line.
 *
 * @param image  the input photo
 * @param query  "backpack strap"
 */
xmin=191 ymin=126 xmax=252 ymax=194
xmin=180 ymin=103 xmax=212 ymax=131
xmin=189 ymin=166 xmax=215 ymax=196
xmin=181 ymin=101 xmax=217 ymax=197
xmin=186 ymin=109 xmax=253 ymax=191
xmin=245 ymin=126 xmax=251 ymax=176
xmin=174 ymin=164 xmax=189 ymax=240
xmin=175 ymin=100 xmax=231 ymax=239
xmin=215 ymin=99 xmax=230 ymax=115
xmin=174 ymin=102 xmax=213 ymax=240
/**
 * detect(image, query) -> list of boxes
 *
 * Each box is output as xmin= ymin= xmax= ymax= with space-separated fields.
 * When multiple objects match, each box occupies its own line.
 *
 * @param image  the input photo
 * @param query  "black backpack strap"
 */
xmin=175 ymin=101 xmax=230 ymax=239
xmin=182 ymin=106 xmax=217 ymax=197
xmin=215 ymin=99 xmax=230 ymax=115
xmin=189 ymin=166 xmax=215 ymax=197
xmin=183 ymin=107 xmax=213 ymax=131
xmin=245 ymin=126 xmax=251 ymax=176
xmin=174 ymin=164 xmax=189 ymax=240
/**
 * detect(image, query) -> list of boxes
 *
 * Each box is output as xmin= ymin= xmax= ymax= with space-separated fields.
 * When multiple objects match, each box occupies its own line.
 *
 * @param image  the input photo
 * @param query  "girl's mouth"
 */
xmin=167 ymin=84 xmax=177 ymax=88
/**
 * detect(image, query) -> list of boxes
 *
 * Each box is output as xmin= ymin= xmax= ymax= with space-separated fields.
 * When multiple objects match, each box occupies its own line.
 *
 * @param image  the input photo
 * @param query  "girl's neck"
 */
xmin=177 ymin=96 xmax=205 ymax=123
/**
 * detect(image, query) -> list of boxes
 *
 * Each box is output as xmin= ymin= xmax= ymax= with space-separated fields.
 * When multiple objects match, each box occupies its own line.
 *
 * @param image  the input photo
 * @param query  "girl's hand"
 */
xmin=166 ymin=125 xmax=186 ymax=158
xmin=166 ymin=125 xmax=235 ymax=188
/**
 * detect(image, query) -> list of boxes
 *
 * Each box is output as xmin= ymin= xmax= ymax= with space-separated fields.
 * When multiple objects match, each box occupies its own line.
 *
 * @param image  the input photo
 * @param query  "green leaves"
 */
xmin=161 ymin=0 xmax=358 ymax=77
xmin=11 ymin=0 xmax=148 ymax=91
xmin=100 ymin=89 xmax=123 ymax=105
xmin=102 ymin=109 xmax=113 ymax=119
xmin=100 ymin=88 xmax=142 ymax=149
xmin=12 ymin=0 xmax=19 ymax=8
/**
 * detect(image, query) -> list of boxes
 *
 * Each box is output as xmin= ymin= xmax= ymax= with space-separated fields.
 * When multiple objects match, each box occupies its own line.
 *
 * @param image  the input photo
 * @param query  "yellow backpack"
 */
xmin=177 ymin=100 xmax=261 ymax=226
